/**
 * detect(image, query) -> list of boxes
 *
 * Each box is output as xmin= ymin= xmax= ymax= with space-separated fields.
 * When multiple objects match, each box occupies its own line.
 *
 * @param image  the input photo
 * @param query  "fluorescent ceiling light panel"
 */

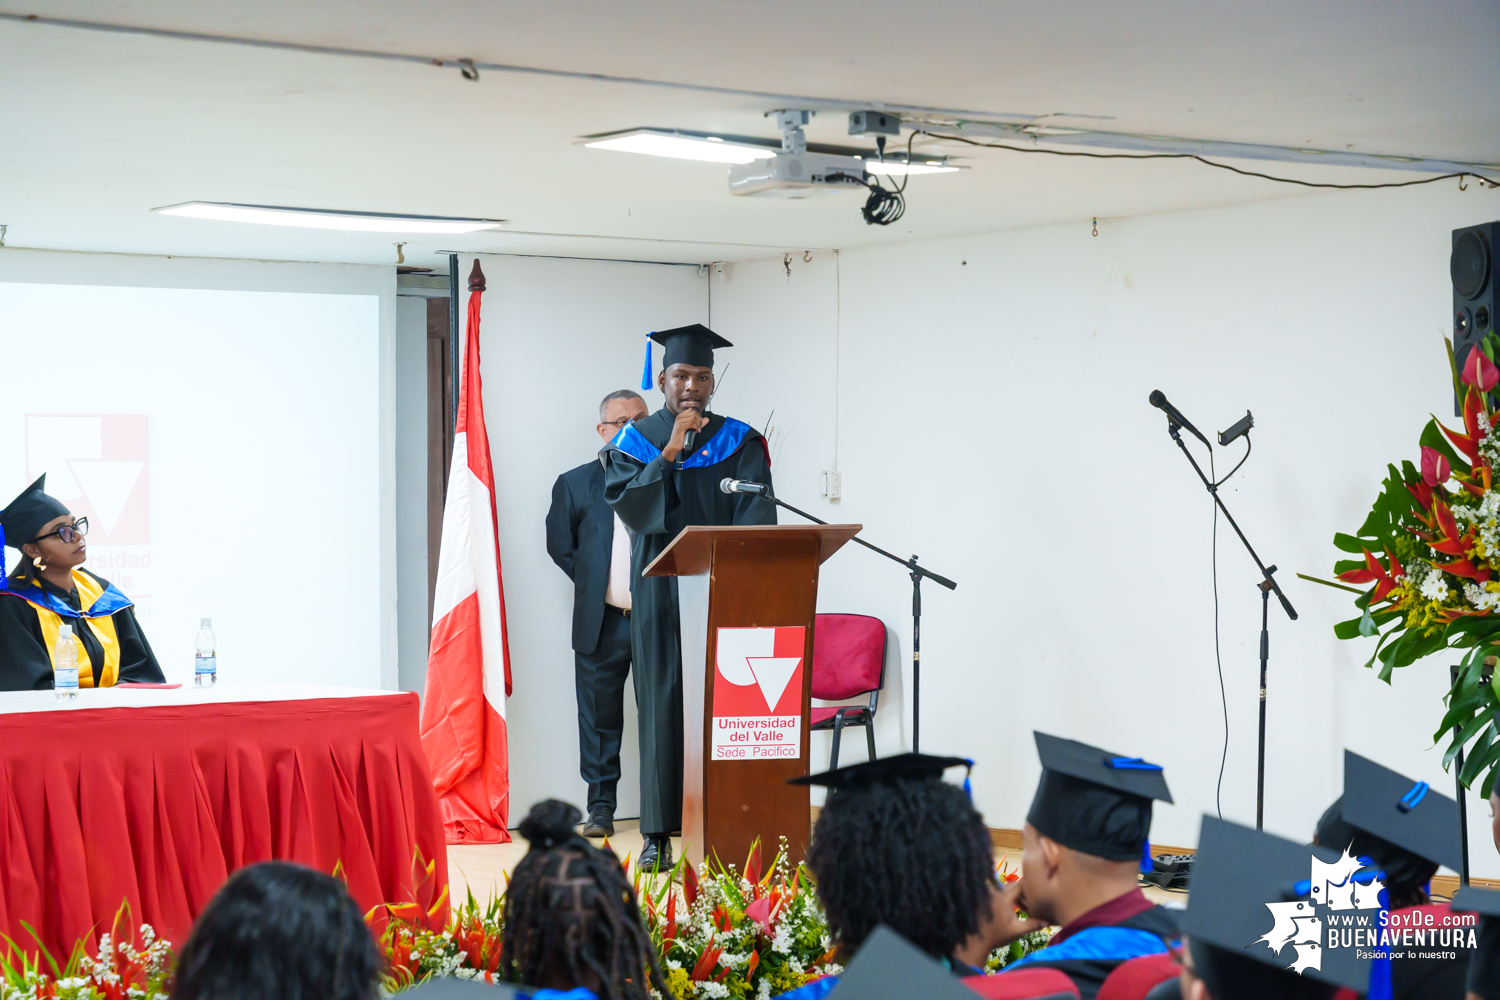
xmin=581 ymin=129 xmax=777 ymax=164
xmin=154 ymin=202 xmax=505 ymax=233
xmin=860 ymin=159 xmax=964 ymax=176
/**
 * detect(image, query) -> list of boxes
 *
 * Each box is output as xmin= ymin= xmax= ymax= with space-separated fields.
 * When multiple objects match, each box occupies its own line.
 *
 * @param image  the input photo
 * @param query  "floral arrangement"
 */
xmin=1321 ymin=335 xmax=1500 ymax=797
xmin=0 ymin=906 xmax=173 ymax=1000
xmin=375 ymin=841 xmax=1052 ymax=997
xmin=1 ymin=846 xmax=1054 ymax=1000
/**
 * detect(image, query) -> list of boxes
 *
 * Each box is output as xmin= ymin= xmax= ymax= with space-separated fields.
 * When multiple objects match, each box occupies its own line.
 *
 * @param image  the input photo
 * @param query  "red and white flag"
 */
xmin=421 ymin=260 xmax=513 ymax=844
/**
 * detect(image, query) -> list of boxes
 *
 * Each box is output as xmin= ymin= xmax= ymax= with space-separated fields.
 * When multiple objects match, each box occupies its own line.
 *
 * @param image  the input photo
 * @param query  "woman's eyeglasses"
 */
xmin=33 ymin=518 xmax=88 ymax=544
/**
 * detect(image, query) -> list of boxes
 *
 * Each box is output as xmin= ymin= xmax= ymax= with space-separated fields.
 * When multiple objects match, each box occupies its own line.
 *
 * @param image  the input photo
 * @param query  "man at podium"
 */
xmin=603 ymin=324 xmax=775 ymax=869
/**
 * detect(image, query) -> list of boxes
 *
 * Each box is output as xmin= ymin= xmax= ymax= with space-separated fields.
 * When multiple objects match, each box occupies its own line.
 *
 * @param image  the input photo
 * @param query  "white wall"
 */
xmin=456 ymin=254 xmax=708 ymax=822
xmin=710 ymin=184 xmax=1500 ymax=877
xmin=395 ymin=295 xmax=430 ymax=694
xmin=0 ymin=249 xmax=397 ymax=689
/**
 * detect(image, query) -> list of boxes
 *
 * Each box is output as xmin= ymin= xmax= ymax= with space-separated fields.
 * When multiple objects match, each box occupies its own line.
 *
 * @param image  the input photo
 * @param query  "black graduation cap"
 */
xmin=1315 ymin=750 xmax=1462 ymax=885
xmin=787 ymin=752 xmax=972 ymax=791
xmin=1185 ymin=816 xmax=1370 ymax=993
xmin=1025 ymin=732 xmax=1172 ymax=862
xmin=1451 ymin=886 xmax=1500 ymax=917
xmin=825 ymin=925 xmax=981 ymax=1000
xmin=0 ymin=475 xmax=69 ymax=550
xmin=640 ymin=324 xmax=733 ymax=387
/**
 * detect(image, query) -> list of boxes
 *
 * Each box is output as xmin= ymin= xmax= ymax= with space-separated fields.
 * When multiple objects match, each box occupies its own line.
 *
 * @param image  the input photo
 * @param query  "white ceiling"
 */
xmin=2 ymin=0 xmax=1497 ymax=267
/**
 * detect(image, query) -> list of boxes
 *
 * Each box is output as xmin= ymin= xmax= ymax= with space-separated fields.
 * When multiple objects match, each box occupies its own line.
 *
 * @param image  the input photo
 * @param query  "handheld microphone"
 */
xmin=720 ymin=478 xmax=772 ymax=496
xmin=1148 ymin=390 xmax=1211 ymax=447
xmin=1218 ymin=410 xmax=1254 ymax=447
xmin=681 ymin=427 xmax=697 ymax=459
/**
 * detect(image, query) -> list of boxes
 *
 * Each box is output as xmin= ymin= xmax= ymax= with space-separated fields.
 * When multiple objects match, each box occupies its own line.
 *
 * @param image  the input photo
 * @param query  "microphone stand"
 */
xmin=747 ymin=489 xmax=957 ymax=752
xmin=1162 ymin=419 xmax=1297 ymax=830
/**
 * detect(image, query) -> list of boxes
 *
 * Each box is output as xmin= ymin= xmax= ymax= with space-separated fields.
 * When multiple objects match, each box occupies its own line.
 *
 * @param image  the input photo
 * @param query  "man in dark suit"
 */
xmin=545 ymin=388 xmax=649 ymax=838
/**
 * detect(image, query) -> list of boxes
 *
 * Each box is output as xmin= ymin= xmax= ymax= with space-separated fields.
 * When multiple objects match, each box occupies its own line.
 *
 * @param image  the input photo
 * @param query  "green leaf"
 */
xmin=1443 ymin=711 xmax=1494 ymax=769
xmin=1334 ymin=559 xmax=1366 ymax=575
xmin=1333 ymin=533 xmax=1373 ymax=554
xmin=1335 ymin=616 xmax=1365 ymax=640
xmin=1459 ymin=724 xmax=1500 ymax=786
xmin=1358 ymin=606 xmax=1377 ymax=638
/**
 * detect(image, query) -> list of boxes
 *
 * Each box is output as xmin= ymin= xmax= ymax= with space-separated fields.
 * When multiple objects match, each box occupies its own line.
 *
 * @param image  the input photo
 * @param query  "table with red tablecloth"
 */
xmin=0 ymin=683 xmax=450 ymax=959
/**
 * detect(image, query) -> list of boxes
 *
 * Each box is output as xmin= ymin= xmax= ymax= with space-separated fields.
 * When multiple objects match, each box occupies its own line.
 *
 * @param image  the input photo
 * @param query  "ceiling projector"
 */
xmin=727 ymin=152 xmax=868 ymax=198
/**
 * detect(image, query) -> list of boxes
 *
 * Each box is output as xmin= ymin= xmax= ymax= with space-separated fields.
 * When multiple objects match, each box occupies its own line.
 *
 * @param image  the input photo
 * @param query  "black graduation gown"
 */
xmin=602 ymin=408 xmax=775 ymax=834
xmin=0 ymin=568 xmax=163 ymax=691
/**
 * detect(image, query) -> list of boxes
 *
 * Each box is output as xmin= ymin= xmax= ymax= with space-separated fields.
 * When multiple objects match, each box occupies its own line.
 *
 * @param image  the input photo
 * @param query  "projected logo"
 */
xmin=25 ymin=415 xmax=151 ymax=600
xmin=711 ymin=626 xmax=805 ymax=760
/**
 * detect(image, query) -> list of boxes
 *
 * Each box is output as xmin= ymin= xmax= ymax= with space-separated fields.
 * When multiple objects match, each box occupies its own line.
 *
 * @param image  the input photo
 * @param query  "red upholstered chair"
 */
xmin=964 ymin=969 xmax=1081 ymax=999
xmin=810 ymin=613 xmax=886 ymax=770
xmin=1096 ymin=953 xmax=1180 ymax=1000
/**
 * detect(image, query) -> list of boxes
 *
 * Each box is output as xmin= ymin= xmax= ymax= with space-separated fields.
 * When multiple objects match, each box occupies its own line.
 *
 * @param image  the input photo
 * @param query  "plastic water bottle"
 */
xmin=195 ymin=618 xmax=217 ymax=686
xmin=54 ymin=624 xmax=79 ymax=700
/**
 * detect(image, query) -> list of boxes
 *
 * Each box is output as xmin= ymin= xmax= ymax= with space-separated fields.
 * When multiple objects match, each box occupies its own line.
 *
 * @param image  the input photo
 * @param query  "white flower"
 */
xmin=1421 ymin=572 xmax=1450 ymax=601
xmin=666 ymin=959 xmax=683 ymax=970
xmin=698 ymin=981 xmax=731 ymax=999
xmin=1465 ymin=583 xmax=1500 ymax=610
xmin=772 ymin=925 xmax=793 ymax=954
xmin=756 ymin=978 xmax=774 ymax=1000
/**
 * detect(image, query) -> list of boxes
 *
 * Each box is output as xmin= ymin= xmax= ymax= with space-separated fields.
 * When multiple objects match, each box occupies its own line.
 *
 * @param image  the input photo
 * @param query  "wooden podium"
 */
xmin=644 ymin=523 xmax=862 ymax=868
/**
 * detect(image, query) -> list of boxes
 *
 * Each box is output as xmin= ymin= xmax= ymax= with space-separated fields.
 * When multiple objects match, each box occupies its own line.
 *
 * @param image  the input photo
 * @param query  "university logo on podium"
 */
xmin=711 ymin=626 xmax=805 ymax=760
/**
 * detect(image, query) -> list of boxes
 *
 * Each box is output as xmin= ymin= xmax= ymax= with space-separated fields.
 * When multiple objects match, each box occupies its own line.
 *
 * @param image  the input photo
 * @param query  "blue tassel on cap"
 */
xmin=1140 ymin=839 xmax=1153 ymax=875
xmin=0 ymin=525 xmax=6 ymax=591
xmin=641 ymin=333 xmax=654 ymax=391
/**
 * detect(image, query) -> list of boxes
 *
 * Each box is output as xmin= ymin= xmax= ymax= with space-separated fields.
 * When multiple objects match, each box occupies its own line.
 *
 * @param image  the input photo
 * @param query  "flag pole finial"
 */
xmin=468 ymin=259 xmax=487 ymax=292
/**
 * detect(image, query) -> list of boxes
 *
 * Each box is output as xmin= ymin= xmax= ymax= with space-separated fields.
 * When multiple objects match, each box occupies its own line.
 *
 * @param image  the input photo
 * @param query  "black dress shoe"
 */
xmin=638 ymin=834 xmax=673 ymax=872
xmin=582 ymin=810 xmax=614 ymax=838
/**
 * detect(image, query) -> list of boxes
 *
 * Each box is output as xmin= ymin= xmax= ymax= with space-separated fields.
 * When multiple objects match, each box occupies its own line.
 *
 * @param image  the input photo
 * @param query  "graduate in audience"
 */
xmin=171 ymin=861 xmax=380 ymax=1000
xmin=1178 ymin=816 xmax=1369 ymax=1000
xmin=774 ymin=753 xmax=1030 ymax=1000
xmin=602 ymin=324 xmax=774 ymax=870
xmin=1313 ymin=750 xmax=1468 ymax=1000
xmin=975 ymin=733 xmax=1179 ymax=1000
xmin=501 ymin=799 xmax=670 ymax=1000
xmin=0 ymin=475 xmax=163 ymax=690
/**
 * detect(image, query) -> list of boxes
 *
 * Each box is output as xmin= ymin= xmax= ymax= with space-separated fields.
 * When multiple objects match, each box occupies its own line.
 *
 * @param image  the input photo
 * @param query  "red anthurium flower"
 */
xmin=1421 ymin=446 xmax=1452 ymax=487
xmin=745 ymin=895 xmax=775 ymax=936
xmin=1464 ymin=348 xmax=1500 ymax=391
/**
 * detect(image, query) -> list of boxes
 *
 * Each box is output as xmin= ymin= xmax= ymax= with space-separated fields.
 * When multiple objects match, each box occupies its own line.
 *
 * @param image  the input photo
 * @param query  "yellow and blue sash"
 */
xmin=3 ymin=569 xmax=134 ymax=688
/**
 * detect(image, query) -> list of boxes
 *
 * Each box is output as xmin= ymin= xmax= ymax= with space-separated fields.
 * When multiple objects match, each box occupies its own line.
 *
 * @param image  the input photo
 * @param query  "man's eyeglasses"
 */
xmin=33 ymin=519 xmax=88 ymax=544
xmin=600 ymin=418 xmax=634 ymax=428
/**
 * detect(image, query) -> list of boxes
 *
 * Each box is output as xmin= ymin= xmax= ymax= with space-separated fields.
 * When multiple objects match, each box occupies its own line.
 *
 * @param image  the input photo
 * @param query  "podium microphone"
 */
xmin=1148 ymin=390 xmax=1211 ymax=447
xmin=720 ymin=478 xmax=772 ymax=496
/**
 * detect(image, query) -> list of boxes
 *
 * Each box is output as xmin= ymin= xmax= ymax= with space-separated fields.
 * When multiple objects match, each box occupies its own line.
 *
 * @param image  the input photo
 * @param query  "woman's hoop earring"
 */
xmin=32 ymin=556 xmax=46 ymax=571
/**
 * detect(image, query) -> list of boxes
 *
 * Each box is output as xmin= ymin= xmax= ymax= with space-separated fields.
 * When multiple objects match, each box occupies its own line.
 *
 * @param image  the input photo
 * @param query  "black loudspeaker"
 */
xmin=1452 ymin=222 xmax=1499 ymax=377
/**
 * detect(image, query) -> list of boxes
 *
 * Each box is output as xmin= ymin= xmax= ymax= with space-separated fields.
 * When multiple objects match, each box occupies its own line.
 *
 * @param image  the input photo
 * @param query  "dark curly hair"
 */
xmin=806 ymin=777 xmax=994 ymax=961
xmin=170 ymin=861 xmax=379 ymax=1000
xmin=501 ymin=799 xmax=672 ymax=1000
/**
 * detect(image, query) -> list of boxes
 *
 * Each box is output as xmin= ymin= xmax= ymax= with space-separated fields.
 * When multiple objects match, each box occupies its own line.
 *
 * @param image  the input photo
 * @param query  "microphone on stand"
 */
xmin=720 ymin=478 xmax=772 ymax=496
xmin=1148 ymin=390 xmax=1211 ymax=447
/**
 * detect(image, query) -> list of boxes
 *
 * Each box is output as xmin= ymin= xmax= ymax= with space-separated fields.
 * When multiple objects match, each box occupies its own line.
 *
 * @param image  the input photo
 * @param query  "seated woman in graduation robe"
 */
xmin=0 ymin=475 xmax=163 ymax=691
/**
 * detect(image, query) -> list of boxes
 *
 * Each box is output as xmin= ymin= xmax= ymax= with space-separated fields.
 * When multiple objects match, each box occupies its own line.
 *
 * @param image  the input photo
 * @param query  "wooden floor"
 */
xmin=445 ymin=821 xmax=1186 ymax=910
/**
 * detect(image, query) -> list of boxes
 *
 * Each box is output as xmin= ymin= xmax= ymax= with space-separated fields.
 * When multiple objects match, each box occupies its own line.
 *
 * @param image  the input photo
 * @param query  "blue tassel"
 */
xmin=641 ymin=333 xmax=654 ymax=391
xmin=0 ymin=525 xmax=6 ymax=591
xmin=963 ymin=774 xmax=973 ymax=800
xmin=1141 ymin=839 xmax=1153 ymax=875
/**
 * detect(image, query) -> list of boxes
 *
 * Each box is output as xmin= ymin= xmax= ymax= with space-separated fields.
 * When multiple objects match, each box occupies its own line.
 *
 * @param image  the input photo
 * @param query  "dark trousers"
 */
xmin=576 ymin=607 xmax=632 ymax=816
